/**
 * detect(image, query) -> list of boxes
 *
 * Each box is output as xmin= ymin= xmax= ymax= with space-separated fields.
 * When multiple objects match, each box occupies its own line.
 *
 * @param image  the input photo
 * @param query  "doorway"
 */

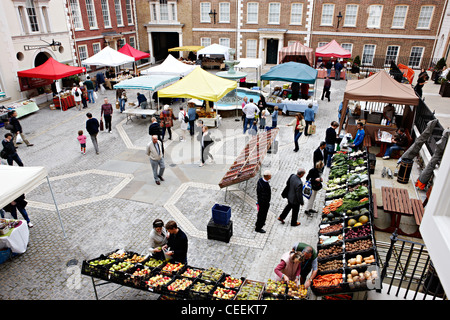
xmin=151 ymin=32 xmax=179 ymax=63
xmin=266 ymin=38 xmax=279 ymax=64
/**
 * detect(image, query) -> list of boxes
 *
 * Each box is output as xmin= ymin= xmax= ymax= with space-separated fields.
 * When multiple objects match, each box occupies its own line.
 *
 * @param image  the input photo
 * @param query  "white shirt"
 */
xmin=71 ymin=87 xmax=82 ymax=102
xmin=243 ymin=102 xmax=259 ymax=119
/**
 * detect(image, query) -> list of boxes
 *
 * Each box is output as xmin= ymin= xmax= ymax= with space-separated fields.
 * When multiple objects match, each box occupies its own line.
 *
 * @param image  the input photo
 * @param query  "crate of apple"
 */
xmin=221 ymin=276 xmax=244 ymax=289
xmin=212 ymin=287 xmax=237 ymax=300
xmin=165 ymin=277 xmax=193 ymax=296
xmin=181 ymin=267 xmax=203 ymax=279
xmin=161 ymin=262 xmax=185 ymax=275
xmin=146 ymin=274 xmax=173 ymax=292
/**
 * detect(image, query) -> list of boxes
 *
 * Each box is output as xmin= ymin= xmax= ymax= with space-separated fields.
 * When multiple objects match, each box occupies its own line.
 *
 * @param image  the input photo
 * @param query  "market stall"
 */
xmin=158 ymin=67 xmax=237 ymax=124
xmin=315 ymin=40 xmax=351 ymax=79
xmin=197 ymin=44 xmax=231 ymax=70
xmin=0 ymin=100 xmax=39 ymax=123
xmin=140 ymin=54 xmax=199 ymax=77
xmin=338 ymin=70 xmax=419 ymax=146
xmin=81 ymin=46 xmax=135 ymax=68
xmin=316 ymin=149 xmax=382 ymax=296
xmin=261 ymin=62 xmax=318 ymax=114
xmin=278 ymin=41 xmax=314 ymax=66
xmin=235 ymin=58 xmax=263 ymax=88
xmin=0 ymin=166 xmax=66 ymax=239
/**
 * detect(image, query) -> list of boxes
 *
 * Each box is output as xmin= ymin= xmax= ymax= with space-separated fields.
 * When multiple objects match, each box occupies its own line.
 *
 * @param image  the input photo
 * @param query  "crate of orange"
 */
xmin=322 ymin=198 xmax=344 ymax=215
xmin=311 ymin=271 xmax=344 ymax=295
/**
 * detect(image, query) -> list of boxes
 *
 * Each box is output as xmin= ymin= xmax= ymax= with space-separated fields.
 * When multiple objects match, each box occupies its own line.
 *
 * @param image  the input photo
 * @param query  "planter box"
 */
xmin=439 ymin=82 xmax=450 ymax=97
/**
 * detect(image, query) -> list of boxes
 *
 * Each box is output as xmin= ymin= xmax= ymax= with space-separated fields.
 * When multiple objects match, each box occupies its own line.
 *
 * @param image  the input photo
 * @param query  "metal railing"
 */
xmin=378 ymin=231 xmax=447 ymax=300
xmin=413 ymin=99 xmax=444 ymax=156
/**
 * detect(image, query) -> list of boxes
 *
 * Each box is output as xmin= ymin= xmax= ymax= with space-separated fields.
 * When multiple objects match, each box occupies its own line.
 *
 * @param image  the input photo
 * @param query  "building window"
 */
xmin=25 ymin=0 xmax=39 ymax=32
xmin=92 ymin=43 xmax=101 ymax=55
xmin=219 ymin=38 xmax=230 ymax=47
xmin=69 ymin=0 xmax=83 ymax=30
xmin=362 ymin=44 xmax=376 ymax=65
xmin=17 ymin=6 xmax=28 ymax=34
xmin=417 ymin=6 xmax=434 ymax=29
xmin=219 ymin=3 xmax=230 ymax=23
xmin=171 ymin=3 xmax=177 ymax=21
xmin=42 ymin=6 xmax=51 ymax=32
xmin=201 ymin=37 xmax=211 ymax=47
xmin=129 ymin=36 xmax=136 ymax=48
xmin=385 ymin=46 xmax=399 ymax=66
xmin=160 ymin=3 xmax=169 ymax=20
xmin=118 ymin=38 xmax=125 ymax=49
xmin=200 ymin=2 xmax=211 ymax=23
xmin=268 ymin=3 xmax=281 ymax=24
xmin=115 ymin=0 xmax=124 ymax=26
xmin=151 ymin=3 xmax=157 ymax=21
xmin=85 ymin=0 xmax=98 ymax=29
xmin=367 ymin=5 xmax=382 ymax=28
xmin=408 ymin=47 xmax=424 ymax=68
xmin=290 ymin=3 xmax=303 ymax=25
xmin=247 ymin=3 xmax=258 ymax=24
xmin=392 ymin=5 xmax=408 ymax=29
xmin=318 ymin=42 xmax=328 ymax=48
xmin=321 ymin=4 xmax=335 ymax=26
xmin=101 ymin=0 xmax=111 ymax=28
xmin=78 ymin=45 xmax=88 ymax=61
xmin=344 ymin=4 xmax=358 ymax=27
xmin=341 ymin=43 xmax=353 ymax=55
xmin=125 ymin=0 xmax=134 ymax=25
xmin=246 ymin=39 xmax=257 ymax=58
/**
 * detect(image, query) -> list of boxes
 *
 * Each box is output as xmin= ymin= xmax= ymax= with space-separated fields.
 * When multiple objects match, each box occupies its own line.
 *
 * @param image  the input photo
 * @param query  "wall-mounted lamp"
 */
xmin=209 ymin=9 xmax=217 ymax=24
xmin=337 ymin=12 xmax=343 ymax=29
xmin=24 ymin=39 xmax=62 ymax=51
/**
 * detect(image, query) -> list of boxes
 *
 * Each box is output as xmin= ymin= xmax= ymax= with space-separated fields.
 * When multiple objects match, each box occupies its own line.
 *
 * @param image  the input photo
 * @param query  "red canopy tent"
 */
xmin=17 ymin=57 xmax=86 ymax=80
xmin=315 ymin=40 xmax=351 ymax=59
xmin=118 ymin=43 xmax=150 ymax=61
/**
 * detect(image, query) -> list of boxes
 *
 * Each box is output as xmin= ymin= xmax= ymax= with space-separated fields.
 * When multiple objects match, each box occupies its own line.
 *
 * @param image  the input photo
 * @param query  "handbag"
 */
xmin=5 ymin=123 xmax=14 ymax=131
xmin=115 ymin=101 xmax=120 ymax=109
xmin=99 ymin=119 xmax=104 ymax=131
xmin=308 ymin=122 xmax=316 ymax=135
xmin=302 ymin=181 xmax=312 ymax=199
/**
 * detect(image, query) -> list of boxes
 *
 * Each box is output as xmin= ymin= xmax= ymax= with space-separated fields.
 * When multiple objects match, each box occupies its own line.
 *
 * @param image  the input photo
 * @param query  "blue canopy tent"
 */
xmin=113 ymin=74 xmax=179 ymax=110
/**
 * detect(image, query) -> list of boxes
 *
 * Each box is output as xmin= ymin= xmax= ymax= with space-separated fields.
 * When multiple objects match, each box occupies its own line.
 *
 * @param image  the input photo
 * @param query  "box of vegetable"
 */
xmin=318 ymin=254 xmax=345 ymax=273
xmin=235 ymin=279 xmax=265 ymax=300
xmin=345 ymin=248 xmax=378 ymax=269
xmin=344 ymin=236 xmax=375 ymax=255
xmin=188 ymin=279 xmax=216 ymax=300
xmin=343 ymin=266 xmax=380 ymax=292
xmin=318 ymin=221 xmax=344 ymax=236
xmin=317 ymin=242 xmax=344 ymax=259
xmin=311 ymin=270 xmax=345 ymax=295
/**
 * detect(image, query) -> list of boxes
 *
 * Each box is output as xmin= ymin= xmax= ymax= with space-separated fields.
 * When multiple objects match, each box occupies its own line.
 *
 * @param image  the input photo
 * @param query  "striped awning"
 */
xmin=278 ymin=41 xmax=314 ymax=66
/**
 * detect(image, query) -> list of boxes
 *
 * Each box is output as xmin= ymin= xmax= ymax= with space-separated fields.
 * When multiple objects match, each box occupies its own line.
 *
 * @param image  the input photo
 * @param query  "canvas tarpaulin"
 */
xmin=260 ymin=62 xmax=318 ymax=84
xmin=141 ymin=54 xmax=199 ymax=77
xmin=17 ymin=58 xmax=86 ymax=80
xmin=278 ymin=41 xmax=314 ymax=66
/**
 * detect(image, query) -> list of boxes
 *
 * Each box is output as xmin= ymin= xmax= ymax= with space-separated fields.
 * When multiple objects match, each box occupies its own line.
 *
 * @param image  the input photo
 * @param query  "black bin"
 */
xmin=368 ymin=153 xmax=376 ymax=174
xmin=397 ymin=158 xmax=413 ymax=184
xmin=207 ymin=218 xmax=233 ymax=243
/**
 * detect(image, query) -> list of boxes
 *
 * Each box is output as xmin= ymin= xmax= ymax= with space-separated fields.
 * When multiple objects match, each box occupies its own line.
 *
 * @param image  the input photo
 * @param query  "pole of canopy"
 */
xmin=46 ymin=176 xmax=67 ymax=238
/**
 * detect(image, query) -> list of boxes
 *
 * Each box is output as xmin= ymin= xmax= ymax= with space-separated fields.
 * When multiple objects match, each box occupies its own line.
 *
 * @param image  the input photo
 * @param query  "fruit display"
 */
xmin=221 ymin=276 xmax=243 ymax=289
xmin=319 ymin=223 xmax=343 ymax=234
xmin=89 ymin=258 xmax=115 ymax=266
xmin=109 ymin=261 xmax=134 ymax=273
xmin=287 ymin=281 xmax=308 ymax=299
xmin=181 ymin=268 xmax=203 ymax=278
xmin=347 ymin=254 xmax=376 ymax=267
xmin=146 ymin=274 xmax=172 ymax=289
xmin=161 ymin=262 xmax=185 ymax=274
xmin=125 ymin=254 xmax=146 ymax=263
xmin=345 ymin=224 xmax=372 ymax=239
xmin=190 ymin=281 xmax=215 ymax=294
xmin=235 ymin=280 xmax=264 ymax=300
xmin=264 ymin=279 xmax=287 ymax=295
xmin=212 ymin=287 xmax=237 ymax=300
xmin=144 ymin=258 xmax=165 ymax=268
xmin=201 ymin=267 xmax=224 ymax=282
xmin=131 ymin=267 xmax=151 ymax=277
xmin=166 ymin=278 xmax=193 ymax=293
xmin=108 ymin=251 xmax=127 ymax=259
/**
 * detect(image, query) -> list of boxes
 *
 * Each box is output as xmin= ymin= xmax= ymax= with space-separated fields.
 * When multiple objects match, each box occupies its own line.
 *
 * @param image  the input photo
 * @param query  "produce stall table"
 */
xmin=122 ymin=108 xmax=156 ymax=124
xmin=0 ymin=101 xmax=39 ymax=121
xmin=317 ymin=69 xmax=346 ymax=79
xmin=0 ymin=220 xmax=29 ymax=254
xmin=266 ymin=99 xmax=318 ymax=115
xmin=53 ymin=95 xmax=75 ymax=111
xmin=374 ymin=187 xmax=413 ymax=236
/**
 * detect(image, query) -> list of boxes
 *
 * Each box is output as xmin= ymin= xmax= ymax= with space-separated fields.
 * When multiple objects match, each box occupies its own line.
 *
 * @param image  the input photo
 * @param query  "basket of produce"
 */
xmin=322 ymin=198 xmax=344 ymax=216
xmin=200 ymin=267 xmax=225 ymax=283
xmin=124 ymin=252 xmax=148 ymax=264
xmin=317 ymin=242 xmax=344 ymax=259
xmin=344 ymin=266 xmax=379 ymax=292
xmin=106 ymin=249 xmax=128 ymax=260
xmin=81 ymin=257 xmax=116 ymax=279
xmin=160 ymin=261 xmax=186 ymax=276
xmin=318 ymin=221 xmax=344 ymax=236
xmin=108 ymin=261 xmax=135 ymax=285
xmin=261 ymin=292 xmax=285 ymax=300
xmin=235 ymin=279 xmax=264 ymax=300
xmin=162 ymin=276 xmax=194 ymax=298
xmin=318 ymin=234 xmax=343 ymax=246
xmin=325 ymin=187 xmax=347 ymax=201
xmin=128 ymin=265 xmax=154 ymax=289
xmin=188 ymin=279 xmax=216 ymax=300
xmin=211 ymin=286 xmax=238 ymax=300
xmin=345 ymin=250 xmax=377 ymax=269
xmin=344 ymin=222 xmax=372 ymax=240
xmin=286 ymin=281 xmax=308 ymax=300
xmin=180 ymin=266 xmax=203 ymax=279
xmin=144 ymin=257 xmax=166 ymax=270
xmin=263 ymin=279 xmax=287 ymax=296
xmin=311 ymin=271 xmax=344 ymax=295
xmin=321 ymin=210 xmax=345 ymax=224
xmin=343 ymin=185 xmax=369 ymax=201
xmin=318 ymin=254 xmax=345 ymax=273
xmin=344 ymin=236 xmax=374 ymax=255
xmin=145 ymin=273 xmax=173 ymax=293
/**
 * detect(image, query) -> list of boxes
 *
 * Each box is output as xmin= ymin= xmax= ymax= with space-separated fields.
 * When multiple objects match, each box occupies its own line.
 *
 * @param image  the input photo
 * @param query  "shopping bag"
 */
xmin=100 ymin=84 xmax=105 ymax=95
xmin=116 ymin=101 xmax=120 ymax=109
xmin=93 ymin=91 xmax=98 ymax=100
xmin=308 ymin=122 xmax=316 ymax=135
xmin=99 ymin=119 xmax=104 ymax=131
xmin=16 ymin=133 xmax=23 ymax=144
xmin=302 ymin=181 xmax=312 ymax=199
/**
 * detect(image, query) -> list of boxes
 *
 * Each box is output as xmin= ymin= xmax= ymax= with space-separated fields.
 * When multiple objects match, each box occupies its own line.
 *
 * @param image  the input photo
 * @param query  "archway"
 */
xmin=34 ymin=51 xmax=51 ymax=67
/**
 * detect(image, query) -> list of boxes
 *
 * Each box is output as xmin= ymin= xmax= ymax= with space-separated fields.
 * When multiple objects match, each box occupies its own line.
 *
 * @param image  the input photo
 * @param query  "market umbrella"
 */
xmin=260 ymin=61 xmax=318 ymax=84
xmin=168 ymin=46 xmax=204 ymax=52
xmin=279 ymin=41 xmax=314 ymax=66
xmin=17 ymin=57 xmax=86 ymax=80
xmin=141 ymin=54 xmax=199 ymax=77
xmin=315 ymin=40 xmax=352 ymax=59
xmin=118 ymin=43 xmax=150 ymax=61
xmin=81 ymin=46 xmax=135 ymax=67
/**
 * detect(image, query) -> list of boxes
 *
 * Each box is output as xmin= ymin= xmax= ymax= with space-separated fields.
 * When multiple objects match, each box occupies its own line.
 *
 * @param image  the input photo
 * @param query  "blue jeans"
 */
xmin=384 ymin=144 xmax=403 ymax=157
xmin=9 ymin=205 xmax=31 ymax=223
xmin=119 ymin=98 xmax=126 ymax=112
xmin=325 ymin=144 xmax=335 ymax=167
xmin=294 ymin=130 xmax=302 ymax=150
xmin=244 ymin=117 xmax=254 ymax=133
xmin=87 ymin=89 xmax=94 ymax=103
xmin=327 ymin=69 xmax=331 ymax=77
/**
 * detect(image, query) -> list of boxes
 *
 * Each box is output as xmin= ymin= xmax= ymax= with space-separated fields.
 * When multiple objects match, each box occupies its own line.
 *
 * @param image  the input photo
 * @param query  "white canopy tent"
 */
xmin=81 ymin=46 xmax=135 ymax=67
xmin=0 ymin=166 xmax=66 ymax=238
xmin=235 ymin=58 xmax=263 ymax=85
xmin=197 ymin=43 xmax=231 ymax=60
xmin=140 ymin=54 xmax=199 ymax=77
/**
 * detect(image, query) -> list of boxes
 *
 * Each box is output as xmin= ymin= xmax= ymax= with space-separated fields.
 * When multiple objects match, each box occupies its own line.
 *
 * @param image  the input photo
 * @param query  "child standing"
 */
xmin=77 ymin=130 xmax=87 ymax=154
xmin=272 ymin=106 xmax=279 ymax=128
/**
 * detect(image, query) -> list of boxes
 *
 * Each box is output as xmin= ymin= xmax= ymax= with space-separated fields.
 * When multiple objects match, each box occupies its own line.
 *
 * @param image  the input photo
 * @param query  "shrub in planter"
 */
xmin=351 ymin=56 xmax=360 ymax=74
xmin=439 ymin=72 xmax=450 ymax=97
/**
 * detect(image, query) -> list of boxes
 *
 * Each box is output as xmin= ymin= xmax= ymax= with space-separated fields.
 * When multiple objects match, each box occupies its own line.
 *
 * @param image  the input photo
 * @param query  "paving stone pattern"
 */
xmin=0 ymin=77 xmax=347 ymax=300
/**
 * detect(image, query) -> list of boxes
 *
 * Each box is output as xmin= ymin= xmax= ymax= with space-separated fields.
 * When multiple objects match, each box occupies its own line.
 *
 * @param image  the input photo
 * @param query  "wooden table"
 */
xmin=374 ymin=134 xmax=394 ymax=157
xmin=374 ymin=187 xmax=413 ymax=236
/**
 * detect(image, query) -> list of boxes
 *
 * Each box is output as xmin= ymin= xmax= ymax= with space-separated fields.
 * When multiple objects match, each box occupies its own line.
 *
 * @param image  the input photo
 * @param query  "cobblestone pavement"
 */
xmin=0 ymin=76 xmax=347 ymax=300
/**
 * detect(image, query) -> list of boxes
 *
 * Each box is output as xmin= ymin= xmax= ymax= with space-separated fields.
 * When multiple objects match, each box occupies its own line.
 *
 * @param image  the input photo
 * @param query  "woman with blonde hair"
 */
xmin=274 ymin=251 xmax=303 ymax=283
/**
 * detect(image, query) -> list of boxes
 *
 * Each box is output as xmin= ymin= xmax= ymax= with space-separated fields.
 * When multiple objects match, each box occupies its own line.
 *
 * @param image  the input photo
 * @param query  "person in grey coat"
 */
xmin=278 ymin=168 xmax=305 ymax=226
xmin=146 ymin=135 xmax=165 ymax=185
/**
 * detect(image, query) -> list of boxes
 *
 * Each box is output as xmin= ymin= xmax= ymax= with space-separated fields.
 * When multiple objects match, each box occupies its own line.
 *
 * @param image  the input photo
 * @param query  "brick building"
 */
xmin=67 ymin=0 xmax=138 ymax=69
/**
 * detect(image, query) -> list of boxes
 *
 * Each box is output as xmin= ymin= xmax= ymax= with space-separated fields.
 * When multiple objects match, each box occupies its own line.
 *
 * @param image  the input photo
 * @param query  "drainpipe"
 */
xmin=236 ymin=0 xmax=242 ymax=60
xmin=430 ymin=0 xmax=449 ymax=67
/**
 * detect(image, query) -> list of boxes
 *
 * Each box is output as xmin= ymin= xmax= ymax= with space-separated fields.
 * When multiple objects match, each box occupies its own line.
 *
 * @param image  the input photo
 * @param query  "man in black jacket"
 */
xmin=85 ymin=113 xmax=100 ymax=154
xmin=313 ymin=141 xmax=326 ymax=168
xmin=164 ymin=220 xmax=188 ymax=264
xmin=8 ymin=111 xmax=33 ymax=147
xmin=324 ymin=121 xmax=339 ymax=168
xmin=2 ymin=133 xmax=23 ymax=166
xmin=278 ymin=168 xmax=305 ymax=227
xmin=255 ymin=170 xmax=271 ymax=233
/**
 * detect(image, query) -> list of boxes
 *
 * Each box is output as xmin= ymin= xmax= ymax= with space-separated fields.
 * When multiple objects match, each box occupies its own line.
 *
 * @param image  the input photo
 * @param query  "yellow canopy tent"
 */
xmin=168 ymin=46 xmax=204 ymax=52
xmin=158 ymin=67 xmax=237 ymax=112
